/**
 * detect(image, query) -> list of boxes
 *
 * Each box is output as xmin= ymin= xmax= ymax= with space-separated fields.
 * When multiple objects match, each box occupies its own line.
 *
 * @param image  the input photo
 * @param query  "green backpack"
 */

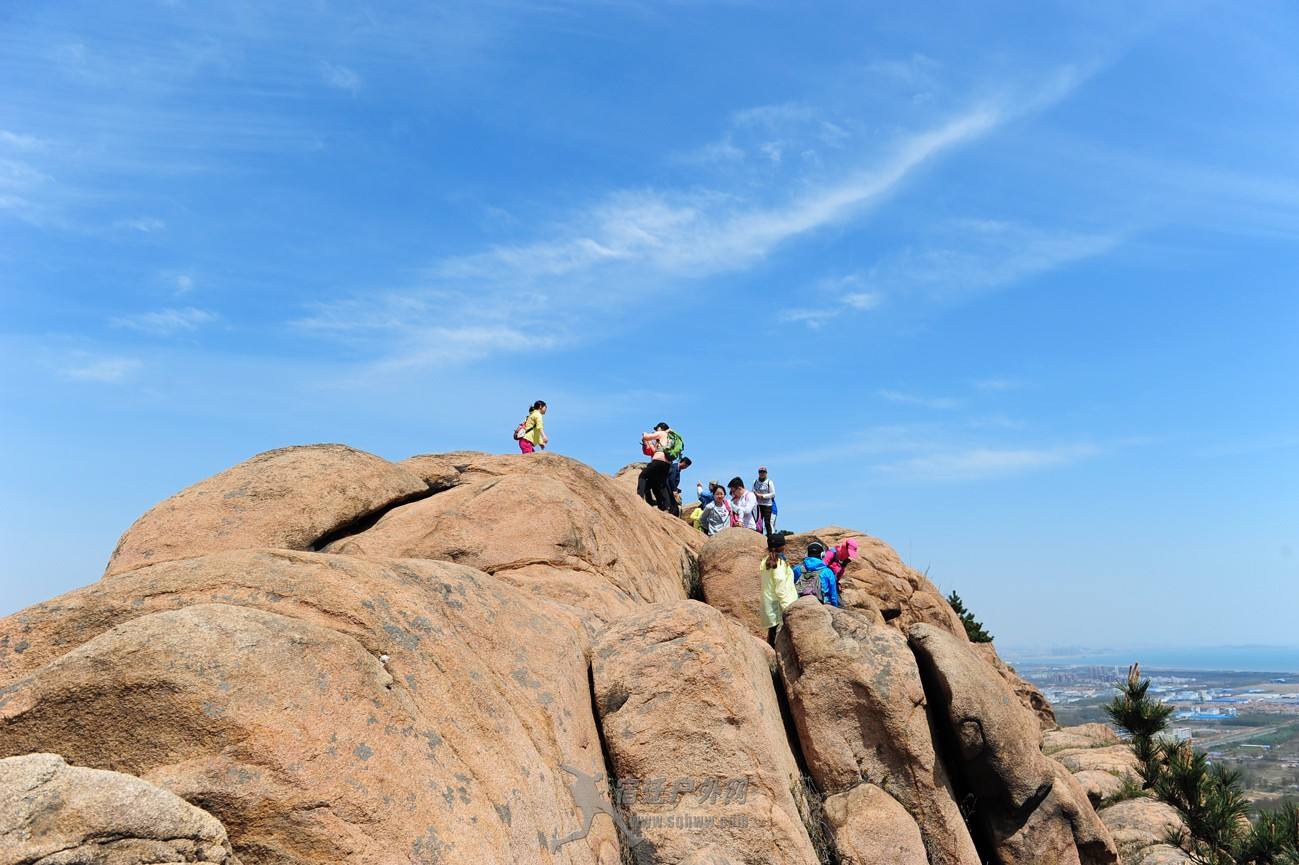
xmin=666 ymin=430 xmax=685 ymax=461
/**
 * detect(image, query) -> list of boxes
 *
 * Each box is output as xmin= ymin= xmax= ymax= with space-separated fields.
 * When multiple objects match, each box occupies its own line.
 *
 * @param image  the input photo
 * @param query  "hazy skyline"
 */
xmin=2 ymin=2 xmax=1296 ymax=648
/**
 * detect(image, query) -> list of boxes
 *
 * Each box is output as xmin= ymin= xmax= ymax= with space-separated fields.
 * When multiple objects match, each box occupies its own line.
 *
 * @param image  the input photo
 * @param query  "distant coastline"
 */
xmin=1002 ymin=645 xmax=1299 ymax=675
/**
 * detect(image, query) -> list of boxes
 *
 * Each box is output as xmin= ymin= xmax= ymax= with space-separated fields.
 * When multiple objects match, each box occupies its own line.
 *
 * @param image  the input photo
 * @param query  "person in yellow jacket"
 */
xmin=760 ymin=533 xmax=798 ymax=644
xmin=517 ymin=400 xmax=548 ymax=453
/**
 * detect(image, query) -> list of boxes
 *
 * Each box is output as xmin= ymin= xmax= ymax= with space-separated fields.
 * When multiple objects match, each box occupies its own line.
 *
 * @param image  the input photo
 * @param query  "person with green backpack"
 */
xmin=638 ymin=422 xmax=676 ymax=514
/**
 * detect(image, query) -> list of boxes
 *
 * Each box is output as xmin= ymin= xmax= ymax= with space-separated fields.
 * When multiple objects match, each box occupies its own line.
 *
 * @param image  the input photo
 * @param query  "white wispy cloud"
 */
xmin=775 ymin=424 xmax=940 ymax=466
xmin=879 ymin=389 xmax=962 ymax=410
xmin=780 ymin=308 xmax=836 ymax=328
xmin=305 ymin=64 xmax=1099 ymax=369
xmin=0 ymin=156 xmax=50 ymax=193
xmin=0 ymin=149 xmax=53 ymax=223
xmin=877 ymin=443 xmax=1100 ymax=481
xmin=370 ymin=326 xmax=562 ymax=372
xmin=445 ymin=107 xmax=1002 ymax=286
xmin=676 ymin=101 xmax=850 ymax=167
xmin=782 ymin=274 xmax=884 ymax=326
xmin=304 ymin=104 xmax=1009 ymax=368
xmin=0 ymin=130 xmax=46 ymax=151
xmin=876 ymin=220 xmax=1122 ymax=302
xmin=296 ymin=289 xmax=564 ymax=371
xmin=866 ymin=53 xmax=942 ymax=88
xmin=320 ymin=61 xmax=362 ymax=94
xmin=61 ymin=356 xmax=142 ymax=383
xmin=116 ymin=217 xmax=166 ymax=233
xmin=843 ymin=292 xmax=883 ymax=310
xmin=110 ymin=307 xmax=216 ymax=335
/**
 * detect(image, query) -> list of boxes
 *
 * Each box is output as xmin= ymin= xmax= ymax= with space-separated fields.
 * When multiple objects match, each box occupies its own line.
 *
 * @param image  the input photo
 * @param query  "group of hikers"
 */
xmin=511 ymin=402 xmax=859 ymax=639
xmin=692 ymin=472 xmax=776 ymax=535
xmin=759 ymin=534 xmax=859 ymax=640
xmin=634 ymin=421 xmax=780 ymax=538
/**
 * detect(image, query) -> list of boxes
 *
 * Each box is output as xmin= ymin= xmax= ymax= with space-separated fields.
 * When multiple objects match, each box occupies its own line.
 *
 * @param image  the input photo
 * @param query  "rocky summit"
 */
xmin=0 ymin=445 xmax=1135 ymax=864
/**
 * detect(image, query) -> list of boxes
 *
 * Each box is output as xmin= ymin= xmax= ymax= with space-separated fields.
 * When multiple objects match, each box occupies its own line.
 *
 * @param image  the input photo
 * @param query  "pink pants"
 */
xmin=518 ymin=439 xmax=536 ymax=454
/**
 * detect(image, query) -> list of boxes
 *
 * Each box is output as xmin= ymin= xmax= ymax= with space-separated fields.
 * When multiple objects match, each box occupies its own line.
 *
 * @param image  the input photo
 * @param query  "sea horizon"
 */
xmin=1001 ymin=645 xmax=1299 ymax=675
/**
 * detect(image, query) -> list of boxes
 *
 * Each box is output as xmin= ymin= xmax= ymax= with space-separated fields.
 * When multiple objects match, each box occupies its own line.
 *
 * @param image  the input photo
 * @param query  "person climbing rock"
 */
xmin=515 ymin=400 xmax=548 ymax=454
xmin=667 ymin=455 xmax=691 ymax=515
xmin=760 ymin=533 xmax=798 ymax=644
xmin=824 ymin=537 xmax=859 ymax=578
xmin=698 ymin=484 xmax=733 ymax=535
xmin=752 ymin=466 xmax=776 ymax=535
xmin=639 ymin=423 xmax=673 ymax=512
xmin=726 ymin=477 xmax=760 ymax=532
xmin=792 ymin=541 xmax=841 ymax=606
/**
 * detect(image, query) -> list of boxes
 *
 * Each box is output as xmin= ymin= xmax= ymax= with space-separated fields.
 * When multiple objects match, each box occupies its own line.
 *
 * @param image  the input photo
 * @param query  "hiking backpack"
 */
xmin=794 ymin=567 xmax=824 ymax=602
xmin=513 ymin=417 xmax=529 ymax=441
xmin=666 ymin=430 xmax=685 ymax=460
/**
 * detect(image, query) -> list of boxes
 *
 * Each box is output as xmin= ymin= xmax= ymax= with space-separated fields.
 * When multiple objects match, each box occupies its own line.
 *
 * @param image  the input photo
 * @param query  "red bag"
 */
xmin=642 ymin=442 xmax=655 ymax=457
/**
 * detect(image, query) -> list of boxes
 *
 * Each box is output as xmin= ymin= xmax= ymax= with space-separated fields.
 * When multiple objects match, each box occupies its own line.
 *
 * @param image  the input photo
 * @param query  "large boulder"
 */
xmin=1132 ymin=845 xmax=1193 ymax=865
xmin=776 ymin=598 xmax=980 ymax=865
xmin=398 ymin=450 xmax=488 ymax=490
xmin=1073 ymin=770 xmax=1126 ymax=806
xmin=610 ymin=462 xmax=648 ymax=495
xmin=0 ymin=752 xmax=241 ymax=865
xmin=0 ymin=550 xmax=620 ymax=865
xmin=909 ymin=623 xmax=1118 ymax=865
xmin=324 ymin=452 xmax=702 ymax=626
xmin=697 ymin=528 xmax=769 ymax=638
xmin=591 ymin=600 xmax=819 ymax=865
xmin=104 ymin=444 xmax=429 ymax=577
xmin=1098 ymin=799 xmax=1186 ymax=864
xmin=782 ymin=528 xmax=967 ymax=638
xmin=1044 ymin=724 xmax=1121 ymax=754
xmin=908 ymin=623 xmax=1055 ymax=811
xmin=1054 ymin=745 xmax=1141 ymax=784
xmin=1042 ymin=761 xmax=1121 ymax=865
xmin=823 ymin=783 xmax=928 ymax=865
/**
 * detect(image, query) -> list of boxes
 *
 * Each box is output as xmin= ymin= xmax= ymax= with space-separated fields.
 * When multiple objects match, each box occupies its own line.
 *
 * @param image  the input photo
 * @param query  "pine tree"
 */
xmin=1106 ymin=663 xmax=1299 ymax=865
xmin=946 ymin=591 xmax=993 ymax=643
xmin=1105 ymin=662 xmax=1175 ymax=787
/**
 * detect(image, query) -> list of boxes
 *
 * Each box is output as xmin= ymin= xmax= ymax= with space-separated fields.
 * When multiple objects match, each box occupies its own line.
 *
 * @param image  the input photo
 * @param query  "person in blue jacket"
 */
xmin=791 ymin=541 xmax=841 ymax=607
xmin=696 ymin=479 xmax=721 ymax=507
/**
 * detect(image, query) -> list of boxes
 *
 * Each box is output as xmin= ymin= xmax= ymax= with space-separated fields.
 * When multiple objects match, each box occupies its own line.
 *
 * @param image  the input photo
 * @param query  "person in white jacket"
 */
xmin=760 ymin=533 xmax=798 ymax=643
xmin=752 ymin=466 xmax=776 ymax=535
xmin=726 ymin=477 xmax=760 ymax=532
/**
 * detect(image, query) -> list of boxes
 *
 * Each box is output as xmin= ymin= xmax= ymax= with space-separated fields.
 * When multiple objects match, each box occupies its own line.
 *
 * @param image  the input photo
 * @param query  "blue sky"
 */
xmin=2 ymin=1 xmax=1296 ymax=651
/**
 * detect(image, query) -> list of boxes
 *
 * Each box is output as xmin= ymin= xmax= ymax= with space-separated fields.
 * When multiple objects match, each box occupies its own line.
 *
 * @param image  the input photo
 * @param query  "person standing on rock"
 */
xmin=698 ymin=484 xmax=733 ymax=535
xmin=516 ymin=400 xmax=548 ymax=454
xmin=752 ymin=466 xmax=776 ymax=535
xmin=639 ymin=423 xmax=673 ymax=512
xmin=760 ymin=533 xmax=798 ymax=644
xmin=726 ymin=477 xmax=761 ymax=531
